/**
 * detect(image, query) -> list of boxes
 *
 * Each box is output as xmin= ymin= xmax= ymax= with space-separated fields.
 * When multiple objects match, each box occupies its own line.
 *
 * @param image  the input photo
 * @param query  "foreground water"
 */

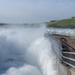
xmin=0 ymin=25 xmax=74 ymax=75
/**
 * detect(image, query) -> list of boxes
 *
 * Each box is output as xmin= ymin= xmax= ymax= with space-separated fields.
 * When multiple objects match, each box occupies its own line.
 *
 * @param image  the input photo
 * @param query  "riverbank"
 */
xmin=45 ymin=17 xmax=75 ymax=28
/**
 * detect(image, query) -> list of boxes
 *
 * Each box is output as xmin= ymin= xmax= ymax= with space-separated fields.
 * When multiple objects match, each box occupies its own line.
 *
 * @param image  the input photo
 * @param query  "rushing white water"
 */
xmin=0 ymin=25 xmax=69 ymax=75
xmin=47 ymin=28 xmax=75 ymax=36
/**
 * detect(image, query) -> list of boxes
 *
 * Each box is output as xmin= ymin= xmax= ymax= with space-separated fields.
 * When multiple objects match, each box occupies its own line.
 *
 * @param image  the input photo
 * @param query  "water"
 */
xmin=0 ymin=25 xmax=69 ymax=75
xmin=47 ymin=27 xmax=75 ymax=36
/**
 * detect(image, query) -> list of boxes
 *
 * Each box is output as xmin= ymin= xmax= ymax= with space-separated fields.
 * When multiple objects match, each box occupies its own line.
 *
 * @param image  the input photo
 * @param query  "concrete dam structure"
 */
xmin=52 ymin=34 xmax=75 ymax=75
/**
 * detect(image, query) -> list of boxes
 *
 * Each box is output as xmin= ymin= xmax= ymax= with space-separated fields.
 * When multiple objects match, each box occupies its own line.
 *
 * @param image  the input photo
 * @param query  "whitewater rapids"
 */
xmin=0 ymin=25 xmax=68 ymax=75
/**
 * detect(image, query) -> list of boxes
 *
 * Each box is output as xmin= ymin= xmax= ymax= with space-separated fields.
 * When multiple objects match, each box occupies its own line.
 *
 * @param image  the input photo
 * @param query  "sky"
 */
xmin=0 ymin=0 xmax=75 ymax=23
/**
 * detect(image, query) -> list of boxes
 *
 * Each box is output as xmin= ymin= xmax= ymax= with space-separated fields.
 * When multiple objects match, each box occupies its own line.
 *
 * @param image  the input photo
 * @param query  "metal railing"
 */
xmin=60 ymin=37 xmax=75 ymax=68
xmin=45 ymin=34 xmax=75 ymax=69
xmin=62 ymin=52 xmax=75 ymax=68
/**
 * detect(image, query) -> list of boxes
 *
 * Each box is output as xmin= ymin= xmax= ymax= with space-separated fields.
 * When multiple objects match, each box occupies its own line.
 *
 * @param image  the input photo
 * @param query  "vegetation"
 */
xmin=45 ymin=17 xmax=75 ymax=28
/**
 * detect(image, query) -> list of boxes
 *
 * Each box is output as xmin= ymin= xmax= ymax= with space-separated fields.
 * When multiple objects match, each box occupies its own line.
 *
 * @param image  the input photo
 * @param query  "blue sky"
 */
xmin=0 ymin=0 xmax=75 ymax=23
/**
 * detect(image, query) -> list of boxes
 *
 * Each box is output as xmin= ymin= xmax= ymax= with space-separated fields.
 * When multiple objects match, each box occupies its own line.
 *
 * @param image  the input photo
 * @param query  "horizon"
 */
xmin=0 ymin=0 xmax=75 ymax=23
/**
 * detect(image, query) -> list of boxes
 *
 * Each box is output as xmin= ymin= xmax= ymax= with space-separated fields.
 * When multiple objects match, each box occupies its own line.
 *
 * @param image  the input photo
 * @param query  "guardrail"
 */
xmin=62 ymin=51 xmax=75 ymax=69
xmin=60 ymin=37 xmax=75 ymax=68
xmin=45 ymin=34 xmax=75 ymax=69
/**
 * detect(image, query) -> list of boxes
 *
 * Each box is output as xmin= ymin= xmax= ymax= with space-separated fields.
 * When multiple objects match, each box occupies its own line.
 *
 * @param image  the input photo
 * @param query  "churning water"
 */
xmin=0 ymin=25 xmax=70 ymax=75
xmin=47 ymin=27 xmax=75 ymax=36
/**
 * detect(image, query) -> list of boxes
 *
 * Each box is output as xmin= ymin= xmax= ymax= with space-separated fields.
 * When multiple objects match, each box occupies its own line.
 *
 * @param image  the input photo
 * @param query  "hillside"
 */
xmin=45 ymin=17 xmax=75 ymax=28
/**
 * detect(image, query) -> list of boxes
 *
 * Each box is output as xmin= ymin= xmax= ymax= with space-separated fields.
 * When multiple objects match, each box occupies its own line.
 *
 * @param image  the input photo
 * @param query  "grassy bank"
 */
xmin=45 ymin=17 xmax=75 ymax=28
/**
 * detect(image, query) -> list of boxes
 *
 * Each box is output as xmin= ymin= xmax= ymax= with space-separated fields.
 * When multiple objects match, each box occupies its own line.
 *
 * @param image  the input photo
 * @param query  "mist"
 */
xmin=0 ymin=25 xmax=63 ymax=75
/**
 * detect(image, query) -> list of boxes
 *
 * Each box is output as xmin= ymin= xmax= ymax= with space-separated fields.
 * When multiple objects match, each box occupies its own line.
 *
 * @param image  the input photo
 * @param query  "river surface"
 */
xmin=0 ymin=24 xmax=74 ymax=75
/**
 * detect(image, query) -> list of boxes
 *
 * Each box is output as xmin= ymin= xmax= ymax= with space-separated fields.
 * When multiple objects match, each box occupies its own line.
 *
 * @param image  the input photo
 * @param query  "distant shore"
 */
xmin=45 ymin=17 xmax=75 ymax=28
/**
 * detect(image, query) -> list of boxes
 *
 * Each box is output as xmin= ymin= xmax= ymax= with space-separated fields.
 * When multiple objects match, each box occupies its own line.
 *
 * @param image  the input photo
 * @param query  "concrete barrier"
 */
xmin=50 ymin=34 xmax=75 ymax=75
